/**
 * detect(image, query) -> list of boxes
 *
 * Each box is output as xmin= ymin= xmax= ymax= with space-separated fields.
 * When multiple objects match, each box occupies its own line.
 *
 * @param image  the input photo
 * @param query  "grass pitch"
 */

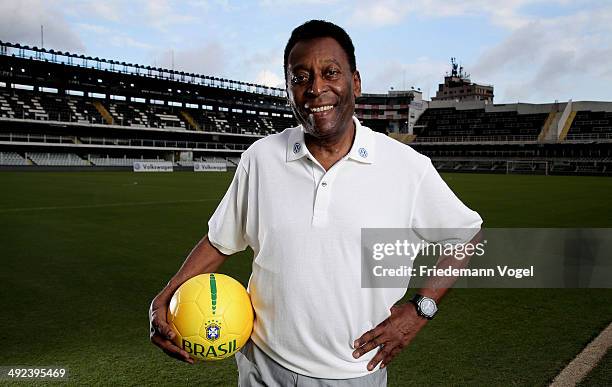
xmin=0 ymin=171 xmax=611 ymax=386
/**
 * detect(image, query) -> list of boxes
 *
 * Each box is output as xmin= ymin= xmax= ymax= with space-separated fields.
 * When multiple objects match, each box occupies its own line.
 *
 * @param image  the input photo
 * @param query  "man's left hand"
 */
xmin=352 ymin=303 xmax=428 ymax=370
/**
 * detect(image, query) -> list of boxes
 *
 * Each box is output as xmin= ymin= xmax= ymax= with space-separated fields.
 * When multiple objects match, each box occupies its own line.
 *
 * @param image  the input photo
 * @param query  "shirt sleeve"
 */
xmin=410 ymin=160 xmax=482 ymax=244
xmin=207 ymin=160 xmax=250 ymax=255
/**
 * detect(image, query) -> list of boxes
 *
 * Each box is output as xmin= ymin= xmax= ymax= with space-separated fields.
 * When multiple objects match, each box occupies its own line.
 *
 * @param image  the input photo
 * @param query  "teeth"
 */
xmin=310 ymin=105 xmax=333 ymax=113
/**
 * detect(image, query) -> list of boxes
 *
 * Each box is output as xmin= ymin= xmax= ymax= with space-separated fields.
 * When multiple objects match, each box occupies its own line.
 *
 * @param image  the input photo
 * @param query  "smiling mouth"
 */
xmin=308 ymin=105 xmax=334 ymax=113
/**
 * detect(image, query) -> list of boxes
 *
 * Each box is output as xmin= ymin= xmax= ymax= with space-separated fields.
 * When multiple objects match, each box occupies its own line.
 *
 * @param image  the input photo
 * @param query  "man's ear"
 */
xmin=285 ymin=71 xmax=294 ymax=103
xmin=286 ymin=84 xmax=295 ymax=105
xmin=353 ymin=70 xmax=362 ymax=98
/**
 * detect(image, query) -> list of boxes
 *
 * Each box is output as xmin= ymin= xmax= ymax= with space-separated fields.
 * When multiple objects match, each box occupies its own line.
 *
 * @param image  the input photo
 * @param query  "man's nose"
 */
xmin=307 ymin=74 xmax=326 ymax=96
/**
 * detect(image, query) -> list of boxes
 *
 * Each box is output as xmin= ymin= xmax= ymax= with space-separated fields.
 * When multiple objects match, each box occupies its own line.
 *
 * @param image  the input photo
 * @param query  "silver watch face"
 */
xmin=420 ymin=298 xmax=437 ymax=316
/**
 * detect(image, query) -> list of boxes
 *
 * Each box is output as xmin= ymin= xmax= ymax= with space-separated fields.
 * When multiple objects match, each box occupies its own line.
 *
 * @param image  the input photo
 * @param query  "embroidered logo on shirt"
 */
xmin=293 ymin=142 xmax=302 ymax=154
xmin=358 ymin=148 xmax=368 ymax=158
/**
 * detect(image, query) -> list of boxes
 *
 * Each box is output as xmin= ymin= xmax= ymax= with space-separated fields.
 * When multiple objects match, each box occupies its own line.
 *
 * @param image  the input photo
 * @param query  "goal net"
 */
xmin=505 ymin=160 xmax=549 ymax=175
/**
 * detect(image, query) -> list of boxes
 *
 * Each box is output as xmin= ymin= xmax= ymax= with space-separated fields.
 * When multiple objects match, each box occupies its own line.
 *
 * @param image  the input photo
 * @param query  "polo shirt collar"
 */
xmin=286 ymin=116 xmax=375 ymax=164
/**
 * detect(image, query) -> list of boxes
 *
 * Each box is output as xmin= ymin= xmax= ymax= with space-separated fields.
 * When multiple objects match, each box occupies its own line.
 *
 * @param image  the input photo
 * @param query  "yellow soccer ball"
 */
xmin=167 ymin=273 xmax=254 ymax=361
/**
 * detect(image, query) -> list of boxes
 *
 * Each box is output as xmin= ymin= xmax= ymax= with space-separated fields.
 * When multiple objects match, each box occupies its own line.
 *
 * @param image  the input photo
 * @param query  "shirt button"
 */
xmin=321 ymin=181 xmax=328 ymax=187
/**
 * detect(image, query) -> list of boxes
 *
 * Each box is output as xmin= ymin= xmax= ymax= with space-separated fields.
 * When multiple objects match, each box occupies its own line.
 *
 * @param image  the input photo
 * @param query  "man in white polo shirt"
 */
xmin=149 ymin=20 xmax=482 ymax=386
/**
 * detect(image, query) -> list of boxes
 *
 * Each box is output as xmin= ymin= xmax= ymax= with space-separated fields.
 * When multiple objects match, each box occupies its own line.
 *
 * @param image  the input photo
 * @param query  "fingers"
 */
xmin=353 ymin=335 xmax=384 ymax=359
xmin=151 ymin=333 xmax=194 ymax=364
xmin=150 ymin=312 xmax=193 ymax=364
xmin=367 ymin=344 xmax=393 ymax=371
xmin=367 ymin=344 xmax=403 ymax=371
xmin=352 ymin=312 xmax=410 ymax=371
xmin=150 ymin=318 xmax=175 ymax=341
xmin=353 ymin=324 xmax=385 ymax=358
xmin=353 ymin=305 xmax=420 ymax=370
xmin=380 ymin=346 xmax=401 ymax=369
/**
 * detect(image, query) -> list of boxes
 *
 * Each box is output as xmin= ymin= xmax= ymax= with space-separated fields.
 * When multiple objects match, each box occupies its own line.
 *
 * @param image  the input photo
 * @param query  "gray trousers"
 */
xmin=236 ymin=341 xmax=387 ymax=387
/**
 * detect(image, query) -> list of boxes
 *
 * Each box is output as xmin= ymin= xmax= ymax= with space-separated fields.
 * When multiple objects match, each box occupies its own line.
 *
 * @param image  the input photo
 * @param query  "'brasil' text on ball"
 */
xmin=182 ymin=338 xmax=238 ymax=358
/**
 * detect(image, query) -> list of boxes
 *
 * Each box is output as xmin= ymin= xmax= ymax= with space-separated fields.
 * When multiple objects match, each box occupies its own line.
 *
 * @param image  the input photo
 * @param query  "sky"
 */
xmin=0 ymin=0 xmax=610 ymax=103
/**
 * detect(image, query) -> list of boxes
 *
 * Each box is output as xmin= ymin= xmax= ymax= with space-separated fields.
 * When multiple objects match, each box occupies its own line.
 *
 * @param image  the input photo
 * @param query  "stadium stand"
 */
xmin=407 ymin=99 xmax=612 ymax=175
xmin=567 ymin=103 xmax=612 ymax=139
xmin=0 ymin=88 xmax=296 ymax=134
xmin=176 ymin=157 xmax=234 ymax=167
xmin=89 ymin=156 xmax=166 ymax=166
xmin=0 ymin=151 xmax=27 ymax=165
xmin=27 ymin=152 xmax=89 ymax=166
xmin=39 ymin=92 xmax=78 ymax=122
xmin=414 ymin=103 xmax=549 ymax=140
xmin=0 ymin=89 xmax=108 ymax=123
xmin=0 ymin=41 xmax=611 ymax=175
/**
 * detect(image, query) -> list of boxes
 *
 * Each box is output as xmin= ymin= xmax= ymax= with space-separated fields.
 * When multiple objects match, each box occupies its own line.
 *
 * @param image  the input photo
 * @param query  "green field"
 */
xmin=0 ymin=171 xmax=611 ymax=386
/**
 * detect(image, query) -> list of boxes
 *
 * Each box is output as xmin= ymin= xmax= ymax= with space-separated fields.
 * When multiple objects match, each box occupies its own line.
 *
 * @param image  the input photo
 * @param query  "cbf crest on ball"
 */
xmin=167 ymin=273 xmax=254 ymax=361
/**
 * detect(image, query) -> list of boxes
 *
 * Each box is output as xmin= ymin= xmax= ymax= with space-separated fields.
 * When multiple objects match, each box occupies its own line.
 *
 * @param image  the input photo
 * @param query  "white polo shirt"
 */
xmin=208 ymin=117 xmax=482 ymax=378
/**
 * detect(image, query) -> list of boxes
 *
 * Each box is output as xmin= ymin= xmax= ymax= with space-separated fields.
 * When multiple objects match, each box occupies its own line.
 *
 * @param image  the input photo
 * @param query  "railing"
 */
xmin=413 ymin=132 xmax=612 ymax=144
xmin=0 ymin=111 xmax=184 ymax=128
xmin=0 ymin=132 xmax=251 ymax=151
xmin=414 ymin=135 xmax=538 ymax=143
xmin=430 ymin=156 xmax=612 ymax=163
xmin=565 ymin=132 xmax=612 ymax=141
xmin=0 ymin=133 xmax=76 ymax=144
xmin=0 ymin=111 xmax=273 ymax=134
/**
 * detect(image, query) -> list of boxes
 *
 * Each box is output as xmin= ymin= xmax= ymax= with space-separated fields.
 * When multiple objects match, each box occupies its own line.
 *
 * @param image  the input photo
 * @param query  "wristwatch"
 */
xmin=410 ymin=294 xmax=438 ymax=320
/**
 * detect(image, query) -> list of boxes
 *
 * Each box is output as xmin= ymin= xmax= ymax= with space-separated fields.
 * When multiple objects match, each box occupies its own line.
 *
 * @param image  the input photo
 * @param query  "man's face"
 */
xmin=286 ymin=37 xmax=361 ymax=140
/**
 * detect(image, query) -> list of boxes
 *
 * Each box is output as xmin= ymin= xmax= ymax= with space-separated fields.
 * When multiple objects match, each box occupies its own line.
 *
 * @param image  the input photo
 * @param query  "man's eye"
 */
xmin=291 ymin=74 xmax=308 ymax=84
xmin=326 ymin=69 xmax=340 ymax=78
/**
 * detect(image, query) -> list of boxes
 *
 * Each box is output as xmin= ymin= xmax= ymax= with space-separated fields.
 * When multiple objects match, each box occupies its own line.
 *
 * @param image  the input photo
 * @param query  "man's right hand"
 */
xmin=149 ymin=296 xmax=194 ymax=364
xmin=148 ymin=236 xmax=229 ymax=364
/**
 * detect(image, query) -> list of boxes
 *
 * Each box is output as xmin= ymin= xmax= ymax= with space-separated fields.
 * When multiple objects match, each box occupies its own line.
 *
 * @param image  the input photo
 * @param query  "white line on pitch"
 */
xmin=0 ymin=199 xmax=218 ymax=213
xmin=550 ymin=321 xmax=612 ymax=386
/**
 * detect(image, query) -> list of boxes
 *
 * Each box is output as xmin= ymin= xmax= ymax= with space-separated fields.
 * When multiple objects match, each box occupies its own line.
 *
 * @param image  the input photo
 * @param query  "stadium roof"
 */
xmin=0 ymin=40 xmax=285 ymax=97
